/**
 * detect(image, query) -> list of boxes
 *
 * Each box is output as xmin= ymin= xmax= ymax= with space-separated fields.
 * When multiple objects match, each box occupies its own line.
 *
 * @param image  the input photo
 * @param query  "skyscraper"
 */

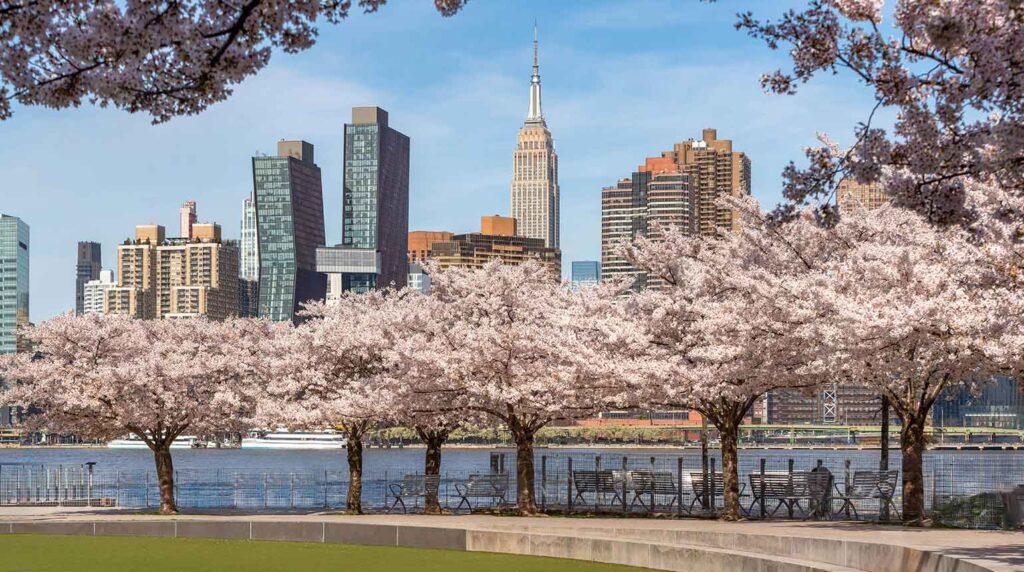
xmin=253 ymin=140 xmax=327 ymax=322
xmin=600 ymin=129 xmax=750 ymax=290
xmin=571 ymin=261 xmax=600 ymax=290
xmin=510 ymin=26 xmax=560 ymax=249
xmin=75 ymin=241 xmax=101 ymax=315
xmin=240 ymin=194 xmax=259 ymax=281
xmin=104 ymin=223 xmax=239 ymax=320
xmin=83 ymin=269 xmax=115 ymax=315
xmin=179 ymin=200 xmax=197 ymax=239
xmin=317 ymin=107 xmax=410 ymax=293
xmin=0 ymin=215 xmax=29 ymax=354
xmin=106 ymin=224 xmax=161 ymax=319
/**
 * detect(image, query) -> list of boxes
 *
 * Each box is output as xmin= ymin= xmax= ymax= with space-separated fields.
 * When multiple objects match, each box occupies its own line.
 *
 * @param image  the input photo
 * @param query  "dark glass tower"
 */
xmin=252 ymin=140 xmax=327 ymax=322
xmin=338 ymin=107 xmax=409 ymax=291
xmin=75 ymin=241 xmax=101 ymax=315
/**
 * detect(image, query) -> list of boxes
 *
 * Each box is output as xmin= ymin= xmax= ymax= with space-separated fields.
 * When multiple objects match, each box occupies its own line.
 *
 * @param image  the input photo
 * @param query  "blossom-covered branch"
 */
xmin=0 ymin=0 xmax=468 ymax=122
xmin=739 ymin=1 xmax=1024 ymax=227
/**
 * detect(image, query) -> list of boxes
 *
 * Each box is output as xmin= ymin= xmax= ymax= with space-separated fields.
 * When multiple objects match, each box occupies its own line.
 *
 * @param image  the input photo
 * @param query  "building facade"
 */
xmin=0 ymin=215 xmax=29 ymax=354
xmin=408 ymin=231 xmax=454 ymax=264
xmin=317 ymin=107 xmax=410 ymax=293
xmin=600 ymin=129 xmax=750 ymax=290
xmin=934 ymin=377 xmax=1024 ymax=429
xmin=430 ymin=216 xmax=560 ymax=273
xmin=238 ymin=278 xmax=260 ymax=318
xmin=83 ymin=269 xmax=115 ymax=315
xmin=240 ymin=194 xmax=259 ymax=281
xmin=510 ymin=28 xmax=560 ymax=249
xmin=407 ymin=263 xmax=431 ymax=294
xmin=837 ymin=179 xmax=888 ymax=211
xmin=75 ymin=241 xmax=101 ymax=315
xmin=253 ymin=140 xmax=327 ymax=322
xmin=179 ymin=200 xmax=197 ymax=239
xmin=571 ymin=261 xmax=600 ymax=290
xmin=105 ymin=223 xmax=239 ymax=320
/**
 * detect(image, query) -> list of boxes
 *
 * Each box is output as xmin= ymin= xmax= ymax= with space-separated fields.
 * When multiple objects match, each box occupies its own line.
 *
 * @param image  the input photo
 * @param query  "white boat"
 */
xmin=241 ymin=429 xmax=348 ymax=450
xmin=107 ymin=434 xmax=200 ymax=449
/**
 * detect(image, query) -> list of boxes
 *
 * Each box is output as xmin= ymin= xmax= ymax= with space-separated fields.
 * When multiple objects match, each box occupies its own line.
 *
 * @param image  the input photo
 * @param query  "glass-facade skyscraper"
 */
xmin=240 ymin=194 xmax=259 ymax=281
xmin=571 ymin=260 xmax=600 ymax=290
xmin=252 ymin=141 xmax=327 ymax=322
xmin=318 ymin=107 xmax=409 ymax=293
xmin=75 ymin=241 xmax=101 ymax=315
xmin=0 ymin=215 xmax=29 ymax=354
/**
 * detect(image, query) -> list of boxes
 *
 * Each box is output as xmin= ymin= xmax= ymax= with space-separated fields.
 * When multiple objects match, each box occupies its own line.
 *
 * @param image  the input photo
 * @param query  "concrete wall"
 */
xmin=0 ymin=519 xmax=1002 ymax=572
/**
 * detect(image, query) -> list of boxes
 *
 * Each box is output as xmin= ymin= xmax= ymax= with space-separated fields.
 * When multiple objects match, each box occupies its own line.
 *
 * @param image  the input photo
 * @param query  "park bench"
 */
xmin=454 ymin=474 xmax=508 ymax=512
xmin=689 ymin=472 xmax=747 ymax=512
xmin=627 ymin=470 xmax=681 ymax=512
xmin=386 ymin=474 xmax=440 ymax=514
xmin=572 ymin=469 xmax=623 ymax=507
xmin=747 ymin=471 xmax=832 ymax=519
xmin=833 ymin=470 xmax=900 ymax=520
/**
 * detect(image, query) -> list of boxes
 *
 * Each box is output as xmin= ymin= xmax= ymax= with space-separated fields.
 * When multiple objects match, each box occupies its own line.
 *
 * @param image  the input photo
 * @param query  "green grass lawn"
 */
xmin=0 ymin=534 xmax=647 ymax=572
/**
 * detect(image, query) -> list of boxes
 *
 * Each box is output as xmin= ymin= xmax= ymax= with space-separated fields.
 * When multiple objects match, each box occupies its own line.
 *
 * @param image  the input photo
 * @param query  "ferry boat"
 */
xmin=241 ymin=429 xmax=348 ymax=450
xmin=107 ymin=434 xmax=200 ymax=449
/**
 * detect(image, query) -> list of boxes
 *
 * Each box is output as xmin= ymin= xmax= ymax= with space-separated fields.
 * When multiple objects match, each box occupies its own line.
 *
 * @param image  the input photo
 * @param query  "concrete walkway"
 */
xmin=1 ymin=507 xmax=1021 ymax=572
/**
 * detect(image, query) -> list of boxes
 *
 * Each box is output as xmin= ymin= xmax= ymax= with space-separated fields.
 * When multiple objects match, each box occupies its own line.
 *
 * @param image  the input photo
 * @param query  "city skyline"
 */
xmin=0 ymin=1 xmax=884 ymax=321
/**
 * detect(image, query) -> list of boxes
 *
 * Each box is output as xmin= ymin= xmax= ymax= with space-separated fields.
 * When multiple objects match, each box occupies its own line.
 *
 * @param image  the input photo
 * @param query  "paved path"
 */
xmin=1 ymin=507 xmax=1021 ymax=571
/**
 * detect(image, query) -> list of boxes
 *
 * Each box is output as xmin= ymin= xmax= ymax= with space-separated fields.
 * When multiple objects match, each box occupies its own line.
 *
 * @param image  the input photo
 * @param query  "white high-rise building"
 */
xmin=240 ymin=194 xmax=259 ymax=280
xmin=83 ymin=269 xmax=115 ymax=315
xmin=407 ymin=263 xmax=431 ymax=294
xmin=510 ymin=26 xmax=560 ymax=249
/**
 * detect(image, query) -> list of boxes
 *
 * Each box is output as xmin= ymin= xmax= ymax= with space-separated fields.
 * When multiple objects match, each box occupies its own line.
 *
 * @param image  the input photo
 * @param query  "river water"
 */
xmin=2 ymin=446 xmax=1021 ymax=476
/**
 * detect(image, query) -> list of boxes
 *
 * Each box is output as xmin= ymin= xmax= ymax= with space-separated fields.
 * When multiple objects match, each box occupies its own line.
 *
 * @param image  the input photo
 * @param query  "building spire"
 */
xmin=526 ymin=21 xmax=544 ymax=124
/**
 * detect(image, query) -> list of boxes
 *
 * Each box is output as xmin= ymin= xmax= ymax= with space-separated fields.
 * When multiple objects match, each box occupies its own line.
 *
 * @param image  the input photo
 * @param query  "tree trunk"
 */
xmin=153 ymin=445 xmax=178 ymax=515
xmin=900 ymin=418 xmax=927 ymax=525
xmin=718 ymin=418 xmax=742 ymax=521
xmin=879 ymin=395 xmax=891 ymax=521
xmin=346 ymin=427 xmax=364 ymax=514
xmin=879 ymin=395 xmax=890 ymax=471
xmin=417 ymin=427 xmax=448 ymax=515
xmin=512 ymin=427 xmax=539 ymax=515
xmin=700 ymin=416 xmax=710 ymax=511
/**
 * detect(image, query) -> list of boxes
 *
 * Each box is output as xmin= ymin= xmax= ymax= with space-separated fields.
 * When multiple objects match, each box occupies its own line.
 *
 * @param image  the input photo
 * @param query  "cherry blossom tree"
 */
xmin=822 ymin=203 xmax=1019 ymax=525
xmin=738 ymin=1 xmax=1024 ymax=227
xmin=426 ymin=260 xmax=642 ymax=515
xmin=624 ymin=198 xmax=836 ymax=520
xmin=381 ymin=292 xmax=471 ymax=514
xmin=0 ymin=314 xmax=264 ymax=514
xmin=0 ymin=0 xmax=467 ymax=122
xmin=260 ymin=292 xmax=406 ymax=514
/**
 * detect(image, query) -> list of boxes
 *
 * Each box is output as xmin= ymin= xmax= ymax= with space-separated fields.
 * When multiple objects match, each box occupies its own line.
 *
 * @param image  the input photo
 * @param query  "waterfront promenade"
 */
xmin=1 ymin=506 xmax=1020 ymax=572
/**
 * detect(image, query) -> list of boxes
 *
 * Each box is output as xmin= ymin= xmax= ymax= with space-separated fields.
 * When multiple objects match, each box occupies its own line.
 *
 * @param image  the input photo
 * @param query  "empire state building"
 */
xmin=510 ymin=27 xmax=560 ymax=249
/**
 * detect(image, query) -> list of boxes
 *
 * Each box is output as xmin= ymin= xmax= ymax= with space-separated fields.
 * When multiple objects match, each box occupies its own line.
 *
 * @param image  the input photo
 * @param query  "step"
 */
xmin=466 ymin=527 xmax=865 ymax=572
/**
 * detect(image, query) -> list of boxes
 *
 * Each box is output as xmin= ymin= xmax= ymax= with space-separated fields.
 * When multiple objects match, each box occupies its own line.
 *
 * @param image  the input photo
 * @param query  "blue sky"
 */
xmin=0 ymin=0 xmax=886 ymax=321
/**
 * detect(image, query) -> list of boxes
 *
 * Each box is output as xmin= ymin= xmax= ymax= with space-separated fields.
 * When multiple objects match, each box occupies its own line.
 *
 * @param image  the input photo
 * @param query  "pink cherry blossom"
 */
xmin=0 ymin=0 xmax=468 ymax=123
xmin=739 ymin=1 xmax=1024 ymax=230
xmin=423 ymin=259 xmax=643 ymax=515
xmin=0 ymin=314 xmax=268 ymax=514
xmin=624 ymin=197 xmax=838 ymax=520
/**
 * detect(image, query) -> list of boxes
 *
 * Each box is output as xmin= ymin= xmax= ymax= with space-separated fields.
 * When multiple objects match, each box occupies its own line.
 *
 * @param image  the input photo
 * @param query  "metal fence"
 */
xmin=2 ymin=450 xmax=1021 ymax=529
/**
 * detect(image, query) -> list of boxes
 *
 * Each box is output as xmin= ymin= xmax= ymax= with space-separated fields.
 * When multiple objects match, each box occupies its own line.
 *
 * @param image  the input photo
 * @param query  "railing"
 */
xmin=2 ymin=450 xmax=1020 ymax=529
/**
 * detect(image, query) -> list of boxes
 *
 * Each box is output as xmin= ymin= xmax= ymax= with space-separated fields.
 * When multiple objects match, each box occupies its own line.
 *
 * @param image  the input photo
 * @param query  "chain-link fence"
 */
xmin=2 ymin=450 xmax=1021 ymax=529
